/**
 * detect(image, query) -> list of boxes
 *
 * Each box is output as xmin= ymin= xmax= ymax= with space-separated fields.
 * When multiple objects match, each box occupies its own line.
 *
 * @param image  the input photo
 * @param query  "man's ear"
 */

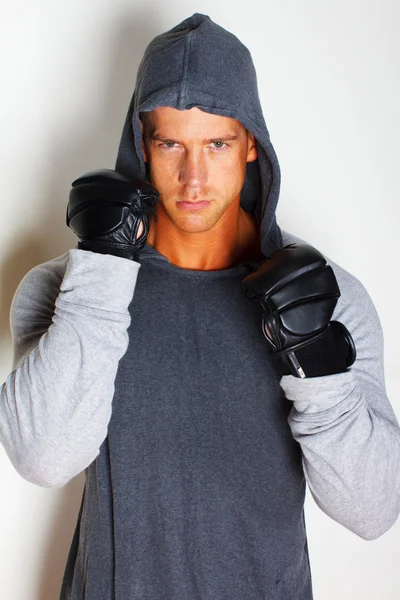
xmin=246 ymin=132 xmax=258 ymax=163
xmin=140 ymin=118 xmax=148 ymax=163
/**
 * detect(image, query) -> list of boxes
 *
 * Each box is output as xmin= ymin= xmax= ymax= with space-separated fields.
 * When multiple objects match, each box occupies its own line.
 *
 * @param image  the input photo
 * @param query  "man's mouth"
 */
xmin=176 ymin=201 xmax=210 ymax=210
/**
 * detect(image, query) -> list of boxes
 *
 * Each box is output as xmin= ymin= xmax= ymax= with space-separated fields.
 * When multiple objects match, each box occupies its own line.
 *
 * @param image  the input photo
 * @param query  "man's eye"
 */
xmin=161 ymin=141 xmax=176 ymax=148
xmin=211 ymin=141 xmax=227 ymax=149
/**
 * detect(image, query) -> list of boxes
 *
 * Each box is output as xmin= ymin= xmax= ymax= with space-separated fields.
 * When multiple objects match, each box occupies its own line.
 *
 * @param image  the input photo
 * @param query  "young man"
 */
xmin=1 ymin=13 xmax=399 ymax=600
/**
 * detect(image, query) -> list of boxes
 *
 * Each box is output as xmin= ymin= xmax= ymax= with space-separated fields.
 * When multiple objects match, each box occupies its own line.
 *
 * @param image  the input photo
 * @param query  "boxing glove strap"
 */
xmin=77 ymin=240 xmax=140 ymax=262
xmin=273 ymin=321 xmax=356 ymax=378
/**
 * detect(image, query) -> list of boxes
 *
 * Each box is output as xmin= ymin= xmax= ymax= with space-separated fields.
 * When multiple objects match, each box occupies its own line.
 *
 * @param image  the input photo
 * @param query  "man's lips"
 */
xmin=176 ymin=200 xmax=210 ymax=210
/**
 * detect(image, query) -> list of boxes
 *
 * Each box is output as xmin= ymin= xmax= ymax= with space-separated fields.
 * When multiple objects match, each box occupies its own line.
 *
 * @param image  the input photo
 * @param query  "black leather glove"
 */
xmin=66 ymin=168 xmax=159 ymax=262
xmin=241 ymin=243 xmax=356 ymax=378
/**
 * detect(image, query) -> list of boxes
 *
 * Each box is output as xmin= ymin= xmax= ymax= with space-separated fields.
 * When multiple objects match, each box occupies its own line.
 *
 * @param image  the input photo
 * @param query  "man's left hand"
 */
xmin=241 ymin=243 xmax=356 ymax=378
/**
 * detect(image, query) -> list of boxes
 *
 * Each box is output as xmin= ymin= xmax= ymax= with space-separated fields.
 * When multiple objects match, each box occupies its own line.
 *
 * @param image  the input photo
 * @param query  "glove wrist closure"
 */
xmin=272 ymin=321 xmax=356 ymax=378
xmin=77 ymin=240 xmax=140 ymax=262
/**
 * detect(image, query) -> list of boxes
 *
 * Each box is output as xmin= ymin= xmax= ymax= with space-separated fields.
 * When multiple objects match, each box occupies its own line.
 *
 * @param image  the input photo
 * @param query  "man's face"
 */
xmin=141 ymin=107 xmax=257 ymax=233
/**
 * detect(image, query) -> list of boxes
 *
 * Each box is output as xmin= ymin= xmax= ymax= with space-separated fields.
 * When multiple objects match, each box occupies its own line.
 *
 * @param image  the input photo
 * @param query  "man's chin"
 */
xmin=174 ymin=221 xmax=215 ymax=234
xmin=167 ymin=212 xmax=218 ymax=234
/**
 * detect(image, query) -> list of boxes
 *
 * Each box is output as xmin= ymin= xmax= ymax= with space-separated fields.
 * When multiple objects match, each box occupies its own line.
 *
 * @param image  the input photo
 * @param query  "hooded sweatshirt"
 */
xmin=1 ymin=13 xmax=400 ymax=600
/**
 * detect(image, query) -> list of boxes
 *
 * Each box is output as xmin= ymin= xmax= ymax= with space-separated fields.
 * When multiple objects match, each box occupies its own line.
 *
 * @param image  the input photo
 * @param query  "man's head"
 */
xmin=140 ymin=107 xmax=257 ymax=234
xmin=116 ymin=13 xmax=282 ymax=255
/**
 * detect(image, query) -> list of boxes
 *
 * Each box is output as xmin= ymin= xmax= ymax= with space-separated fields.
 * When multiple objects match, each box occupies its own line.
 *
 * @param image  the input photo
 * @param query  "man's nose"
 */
xmin=179 ymin=151 xmax=207 ymax=188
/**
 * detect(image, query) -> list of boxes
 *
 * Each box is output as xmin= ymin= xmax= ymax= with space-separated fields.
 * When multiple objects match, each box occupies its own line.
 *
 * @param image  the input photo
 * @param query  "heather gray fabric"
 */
xmin=1 ymin=235 xmax=400 ymax=598
xmin=1 ymin=11 xmax=400 ymax=600
xmin=1 ymin=250 xmax=139 ymax=486
xmin=2 ymin=233 xmax=399 ymax=599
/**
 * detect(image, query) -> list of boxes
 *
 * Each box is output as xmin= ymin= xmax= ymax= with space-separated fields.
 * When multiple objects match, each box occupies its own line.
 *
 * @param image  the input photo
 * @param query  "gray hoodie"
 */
xmin=1 ymin=13 xmax=399 ymax=600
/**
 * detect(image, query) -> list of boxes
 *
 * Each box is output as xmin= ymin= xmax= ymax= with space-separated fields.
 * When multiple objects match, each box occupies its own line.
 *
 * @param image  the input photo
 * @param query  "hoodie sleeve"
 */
xmin=280 ymin=261 xmax=400 ymax=540
xmin=0 ymin=249 xmax=139 ymax=488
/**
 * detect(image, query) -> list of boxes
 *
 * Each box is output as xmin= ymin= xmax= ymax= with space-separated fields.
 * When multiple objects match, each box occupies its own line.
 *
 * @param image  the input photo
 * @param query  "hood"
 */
xmin=115 ymin=13 xmax=282 ymax=256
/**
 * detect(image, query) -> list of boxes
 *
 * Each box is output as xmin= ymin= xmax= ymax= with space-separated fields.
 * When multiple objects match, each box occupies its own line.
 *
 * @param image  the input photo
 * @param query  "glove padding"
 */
xmin=66 ymin=168 xmax=159 ymax=261
xmin=241 ymin=243 xmax=356 ymax=378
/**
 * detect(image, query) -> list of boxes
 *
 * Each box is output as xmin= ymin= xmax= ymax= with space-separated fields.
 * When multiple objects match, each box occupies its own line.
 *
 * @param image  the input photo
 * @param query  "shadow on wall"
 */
xmin=0 ymin=10 xmax=161 ymax=600
xmin=0 ymin=240 xmax=50 ymax=360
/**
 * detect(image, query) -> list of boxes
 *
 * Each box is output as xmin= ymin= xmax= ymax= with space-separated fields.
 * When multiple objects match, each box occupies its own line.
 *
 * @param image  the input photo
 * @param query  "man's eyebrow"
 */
xmin=150 ymin=134 xmax=239 ymax=143
xmin=205 ymin=134 xmax=238 ymax=143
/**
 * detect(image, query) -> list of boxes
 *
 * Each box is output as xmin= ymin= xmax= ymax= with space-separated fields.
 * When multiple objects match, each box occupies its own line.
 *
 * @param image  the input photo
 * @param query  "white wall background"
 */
xmin=0 ymin=0 xmax=399 ymax=598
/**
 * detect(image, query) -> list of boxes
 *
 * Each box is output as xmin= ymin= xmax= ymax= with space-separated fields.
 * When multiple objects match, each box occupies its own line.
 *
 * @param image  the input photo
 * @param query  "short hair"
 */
xmin=140 ymin=112 xmax=154 ymax=138
xmin=140 ymin=110 xmax=249 ymax=138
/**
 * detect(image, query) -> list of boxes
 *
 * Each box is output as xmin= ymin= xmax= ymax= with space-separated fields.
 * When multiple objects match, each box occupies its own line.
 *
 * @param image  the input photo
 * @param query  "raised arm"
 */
xmin=0 ymin=249 xmax=139 ymax=487
xmin=282 ymin=260 xmax=400 ymax=539
xmin=241 ymin=230 xmax=400 ymax=539
xmin=0 ymin=169 xmax=159 ymax=487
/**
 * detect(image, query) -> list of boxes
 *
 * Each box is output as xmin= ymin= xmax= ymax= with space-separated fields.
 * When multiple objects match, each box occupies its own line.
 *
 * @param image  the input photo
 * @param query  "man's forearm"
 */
xmin=283 ymin=371 xmax=400 ymax=540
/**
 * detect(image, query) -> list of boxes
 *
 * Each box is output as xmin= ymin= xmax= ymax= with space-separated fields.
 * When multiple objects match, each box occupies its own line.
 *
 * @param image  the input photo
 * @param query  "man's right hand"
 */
xmin=66 ymin=169 xmax=159 ymax=262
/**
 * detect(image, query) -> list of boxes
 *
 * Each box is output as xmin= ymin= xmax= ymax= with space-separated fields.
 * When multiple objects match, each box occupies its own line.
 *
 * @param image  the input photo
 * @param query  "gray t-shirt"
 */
xmin=1 ymin=231 xmax=400 ymax=599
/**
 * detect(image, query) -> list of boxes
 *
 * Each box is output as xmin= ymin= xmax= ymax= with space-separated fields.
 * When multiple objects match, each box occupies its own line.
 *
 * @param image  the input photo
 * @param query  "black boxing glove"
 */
xmin=241 ymin=243 xmax=356 ymax=378
xmin=66 ymin=169 xmax=159 ymax=262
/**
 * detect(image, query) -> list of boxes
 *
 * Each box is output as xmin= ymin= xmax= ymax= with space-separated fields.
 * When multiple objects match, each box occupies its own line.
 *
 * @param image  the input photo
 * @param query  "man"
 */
xmin=1 ymin=13 xmax=399 ymax=600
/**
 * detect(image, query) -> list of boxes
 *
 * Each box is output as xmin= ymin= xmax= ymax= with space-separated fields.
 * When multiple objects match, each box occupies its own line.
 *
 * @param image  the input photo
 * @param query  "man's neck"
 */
xmin=146 ymin=203 xmax=262 ymax=270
